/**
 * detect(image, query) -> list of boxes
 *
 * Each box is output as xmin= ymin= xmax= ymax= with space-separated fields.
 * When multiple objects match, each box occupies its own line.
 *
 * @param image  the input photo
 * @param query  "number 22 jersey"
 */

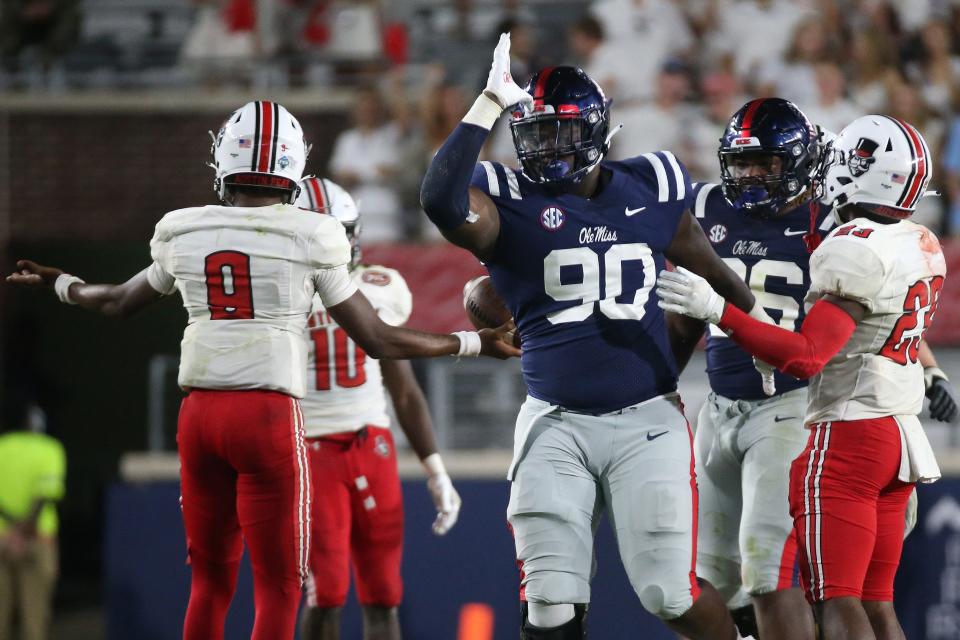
xmin=147 ymin=204 xmax=355 ymax=398
xmin=472 ymin=153 xmax=692 ymax=413
xmin=804 ymin=217 xmax=946 ymax=423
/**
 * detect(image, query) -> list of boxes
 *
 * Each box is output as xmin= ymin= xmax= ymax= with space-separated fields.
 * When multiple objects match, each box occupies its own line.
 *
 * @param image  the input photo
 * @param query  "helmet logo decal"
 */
xmin=848 ymin=137 xmax=879 ymax=177
xmin=708 ymin=224 xmax=728 ymax=244
xmin=278 ymin=155 xmax=291 ymax=169
xmin=238 ymin=137 xmax=252 ymax=149
xmin=540 ymin=207 xmax=566 ymax=231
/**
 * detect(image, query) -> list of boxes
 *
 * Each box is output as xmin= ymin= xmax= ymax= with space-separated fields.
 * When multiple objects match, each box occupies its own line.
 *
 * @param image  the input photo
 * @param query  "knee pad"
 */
xmin=637 ymin=580 xmax=697 ymax=620
xmin=521 ymin=603 xmax=587 ymax=639
xmin=731 ymin=604 xmax=760 ymax=639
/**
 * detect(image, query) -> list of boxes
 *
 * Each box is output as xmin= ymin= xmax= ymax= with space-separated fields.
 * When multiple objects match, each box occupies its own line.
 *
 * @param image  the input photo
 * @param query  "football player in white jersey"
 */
xmin=6 ymin=102 xmax=518 ymax=640
xmin=294 ymin=177 xmax=460 ymax=640
xmin=658 ymin=115 xmax=945 ymax=639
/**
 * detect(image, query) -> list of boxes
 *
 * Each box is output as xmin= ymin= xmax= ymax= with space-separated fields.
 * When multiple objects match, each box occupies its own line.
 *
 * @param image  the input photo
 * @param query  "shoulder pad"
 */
xmin=356 ymin=266 xmax=412 ymax=326
xmin=810 ymin=234 xmax=886 ymax=311
xmin=309 ymin=216 xmax=352 ymax=268
xmin=620 ymin=151 xmax=691 ymax=205
xmin=471 ymin=161 xmax=523 ymax=201
xmin=691 ymin=182 xmax=721 ymax=219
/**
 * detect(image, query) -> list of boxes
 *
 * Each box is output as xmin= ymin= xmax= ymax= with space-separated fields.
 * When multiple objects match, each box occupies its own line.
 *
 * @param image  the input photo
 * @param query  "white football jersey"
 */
xmin=804 ymin=218 xmax=947 ymax=423
xmin=299 ymin=265 xmax=413 ymax=437
xmin=147 ymin=204 xmax=356 ymax=398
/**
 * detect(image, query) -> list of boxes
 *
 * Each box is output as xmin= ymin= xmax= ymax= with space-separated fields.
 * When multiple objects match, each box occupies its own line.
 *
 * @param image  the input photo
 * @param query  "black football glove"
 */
xmin=925 ymin=367 xmax=959 ymax=423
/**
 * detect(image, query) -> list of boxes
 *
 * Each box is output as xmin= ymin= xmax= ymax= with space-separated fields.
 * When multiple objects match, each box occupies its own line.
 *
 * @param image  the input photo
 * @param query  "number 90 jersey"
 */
xmin=472 ymin=154 xmax=692 ymax=413
xmin=299 ymin=265 xmax=412 ymax=437
xmin=804 ymin=218 xmax=946 ymax=423
xmin=148 ymin=204 xmax=354 ymax=398
xmin=692 ymin=182 xmax=835 ymax=400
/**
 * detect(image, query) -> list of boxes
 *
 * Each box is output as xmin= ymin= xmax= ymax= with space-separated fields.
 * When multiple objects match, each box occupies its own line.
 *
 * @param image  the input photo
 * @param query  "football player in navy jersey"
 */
xmin=420 ymin=34 xmax=771 ymax=640
xmin=669 ymin=99 xmax=959 ymax=640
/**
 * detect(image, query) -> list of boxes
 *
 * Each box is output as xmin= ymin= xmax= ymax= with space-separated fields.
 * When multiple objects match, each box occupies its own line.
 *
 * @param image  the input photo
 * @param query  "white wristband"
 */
xmin=55 ymin=274 xmax=85 ymax=305
xmin=452 ymin=331 xmax=482 ymax=357
xmin=462 ymin=94 xmax=503 ymax=130
xmin=422 ymin=453 xmax=447 ymax=477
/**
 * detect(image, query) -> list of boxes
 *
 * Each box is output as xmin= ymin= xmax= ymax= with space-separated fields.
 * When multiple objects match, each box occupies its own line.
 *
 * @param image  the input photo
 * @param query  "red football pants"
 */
xmin=789 ymin=418 xmax=913 ymax=603
xmin=178 ymin=389 xmax=310 ymax=640
xmin=304 ymin=426 xmax=404 ymax=608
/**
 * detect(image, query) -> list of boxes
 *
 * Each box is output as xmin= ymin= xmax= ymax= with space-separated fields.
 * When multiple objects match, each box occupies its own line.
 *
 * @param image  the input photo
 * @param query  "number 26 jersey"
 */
xmin=147 ymin=204 xmax=355 ymax=398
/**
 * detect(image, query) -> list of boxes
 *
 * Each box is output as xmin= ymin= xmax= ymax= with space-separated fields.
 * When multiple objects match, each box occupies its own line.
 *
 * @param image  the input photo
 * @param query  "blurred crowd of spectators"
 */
xmin=3 ymin=0 xmax=960 ymax=241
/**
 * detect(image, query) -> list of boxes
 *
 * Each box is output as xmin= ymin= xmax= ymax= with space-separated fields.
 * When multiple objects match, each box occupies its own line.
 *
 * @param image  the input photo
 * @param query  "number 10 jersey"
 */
xmin=147 ymin=204 xmax=355 ymax=398
xmin=299 ymin=265 xmax=412 ymax=437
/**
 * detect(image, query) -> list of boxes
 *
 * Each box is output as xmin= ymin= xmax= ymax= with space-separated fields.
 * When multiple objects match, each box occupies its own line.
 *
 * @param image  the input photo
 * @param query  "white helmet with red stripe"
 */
xmin=819 ymin=115 xmax=932 ymax=220
xmin=210 ymin=101 xmax=309 ymax=204
xmin=296 ymin=177 xmax=362 ymax=266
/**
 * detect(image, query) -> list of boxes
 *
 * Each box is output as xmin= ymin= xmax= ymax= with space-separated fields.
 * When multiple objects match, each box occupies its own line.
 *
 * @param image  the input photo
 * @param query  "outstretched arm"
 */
xmin=665 ymin=211 xmax=756 ymax=313
xmin=419 ymin=33 xmax=532 ymax=262
xmin=326 ymin=290 xmax=520 ymax=361
xmin=658 ymin=265 xmax=864 ymax=379
xmin=7 ymin=260 xmax=164 ymax=317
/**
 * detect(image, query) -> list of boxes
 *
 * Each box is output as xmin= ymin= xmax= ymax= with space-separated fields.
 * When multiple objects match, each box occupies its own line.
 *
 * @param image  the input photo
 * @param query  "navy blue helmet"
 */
xmin=719 ymin=98 xmax=819 ymax=217
xmin=510 ymin=66 xmax=610 ymax=184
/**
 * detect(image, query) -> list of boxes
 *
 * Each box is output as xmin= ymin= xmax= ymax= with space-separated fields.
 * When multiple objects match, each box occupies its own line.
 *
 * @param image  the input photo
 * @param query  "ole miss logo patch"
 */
xmin=540 ymin=207 xmax=566 ymax=231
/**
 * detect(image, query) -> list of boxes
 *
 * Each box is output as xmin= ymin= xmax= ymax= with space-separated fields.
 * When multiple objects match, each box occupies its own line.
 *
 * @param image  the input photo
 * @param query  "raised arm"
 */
xmin=419 ymin=33 xmax=532 ymax=262
xmin=7 ymin=260 xmax=165 ymax=317
xmin=664 ymin=210 xmax=756 ymax=313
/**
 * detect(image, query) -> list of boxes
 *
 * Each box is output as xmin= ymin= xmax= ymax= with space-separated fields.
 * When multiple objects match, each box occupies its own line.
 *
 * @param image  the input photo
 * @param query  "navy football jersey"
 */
xmin=691 ymin=182 xmax=835 ymax=400
xmin=472 ymin=153 xmax=693 ymax=412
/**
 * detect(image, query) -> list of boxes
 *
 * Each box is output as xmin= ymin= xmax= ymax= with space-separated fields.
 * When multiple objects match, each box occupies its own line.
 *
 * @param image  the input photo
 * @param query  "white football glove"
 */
xmin=484 ymin=33 xmax=534 ymax=110
xmin=426 ymin=473 xmax=461 ymax=536
xmin=656 ymin=267 xmax=726 ymax=324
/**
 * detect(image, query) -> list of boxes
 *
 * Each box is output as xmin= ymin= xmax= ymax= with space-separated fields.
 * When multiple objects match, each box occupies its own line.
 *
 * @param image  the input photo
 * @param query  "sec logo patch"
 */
xmin=708 ymin=224 xmax=728 ymax=244
xmin=361 ymin=270 xmax=391 ymax=286
xmin=540 ymin=207 xmax=566 ymax=231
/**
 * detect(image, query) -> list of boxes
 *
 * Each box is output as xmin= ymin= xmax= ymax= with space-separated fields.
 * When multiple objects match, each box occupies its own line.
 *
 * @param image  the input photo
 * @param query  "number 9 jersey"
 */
xmin=147 ymin=204 xmax=355 ymax=398
xmin=804 ymin=217 xmax=947 ymax=423
xmin=472 ymin=153 xmax=692 ymax=413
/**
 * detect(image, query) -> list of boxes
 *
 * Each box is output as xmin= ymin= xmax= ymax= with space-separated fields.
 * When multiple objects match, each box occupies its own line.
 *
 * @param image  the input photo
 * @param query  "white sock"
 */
xmin=528 ymin=602 xmax=575 ymax=628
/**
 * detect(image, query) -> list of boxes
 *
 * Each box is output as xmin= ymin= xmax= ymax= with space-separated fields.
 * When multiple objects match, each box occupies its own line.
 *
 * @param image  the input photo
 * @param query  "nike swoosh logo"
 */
xmin=625 ymin=206 xmax=646 ymax=216
xmin=774 ymin=416 xmax=796 ymax=423
xmin=647 ymin=430 xmax=669 ymax=441
xmin=783 ymin=228 xmax=807 ymax=236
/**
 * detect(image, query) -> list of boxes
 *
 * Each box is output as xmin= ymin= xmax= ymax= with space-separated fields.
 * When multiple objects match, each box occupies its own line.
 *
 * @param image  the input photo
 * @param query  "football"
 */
xmin=463 ymin=275 xmax=519 ymax=346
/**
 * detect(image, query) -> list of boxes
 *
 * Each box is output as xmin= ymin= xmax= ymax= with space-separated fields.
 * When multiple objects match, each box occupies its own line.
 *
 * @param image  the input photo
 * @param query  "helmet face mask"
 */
xmin=719 ymin=98 xmax=819 ymax=218
xmin=510 ymin=67 xmax=610 ymax=186
xmin=817 ymin=115 xmax=932 ymax=221
xmin=210 ymin=101 xmax=309 ymax=205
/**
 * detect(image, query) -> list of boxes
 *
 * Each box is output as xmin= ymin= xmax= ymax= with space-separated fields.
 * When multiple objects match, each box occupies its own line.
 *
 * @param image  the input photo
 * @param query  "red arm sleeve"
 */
xmin=717 ymin=299 xmax=857 ymax=379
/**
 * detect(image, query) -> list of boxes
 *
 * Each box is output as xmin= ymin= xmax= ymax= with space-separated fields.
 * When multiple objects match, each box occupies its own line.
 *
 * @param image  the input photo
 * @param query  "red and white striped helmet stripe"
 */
xmin=885 ymin=116 xmax=930 ymax=211
xmin=252 ymin=101 xmax=281 ymax=174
